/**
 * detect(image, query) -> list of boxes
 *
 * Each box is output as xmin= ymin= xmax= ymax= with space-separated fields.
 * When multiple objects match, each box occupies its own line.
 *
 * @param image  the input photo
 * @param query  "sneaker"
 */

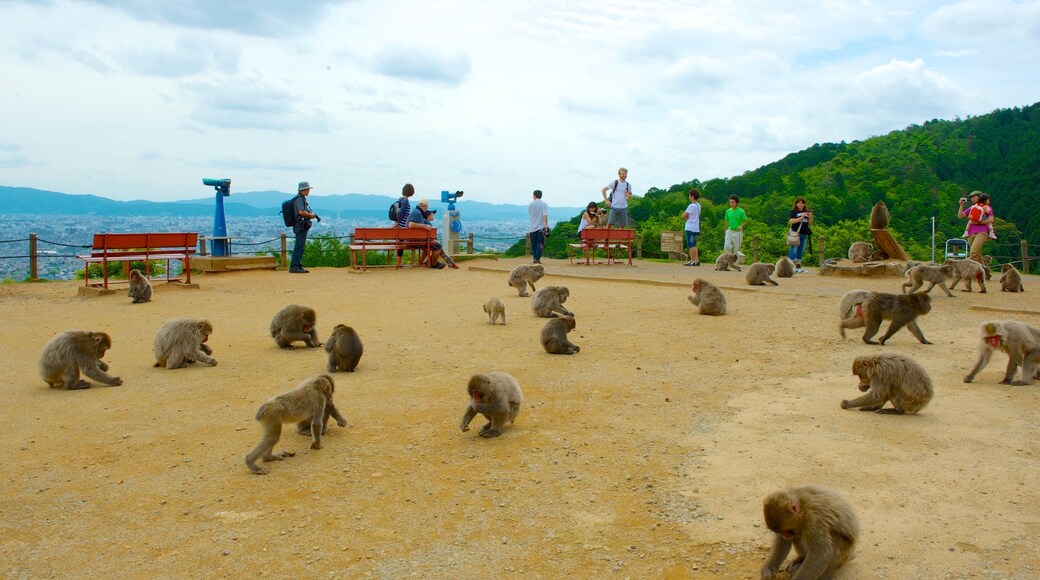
xmin=682 ymin=261 xmax=693 ymax=266
xmin=796 ymin=268 xmax=807 ymax=273
xmin=431 ymin=262 xmax=446 ymax=269
xmin=289 ymin=268 xmax=309 ymax=274
xmin=691 ymin=262 xmax=700 ymax=266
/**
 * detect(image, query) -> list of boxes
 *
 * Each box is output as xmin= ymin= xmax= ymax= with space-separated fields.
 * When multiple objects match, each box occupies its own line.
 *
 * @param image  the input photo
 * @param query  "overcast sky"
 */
xmin=1 ymin=0 xmax=1038 ymax=206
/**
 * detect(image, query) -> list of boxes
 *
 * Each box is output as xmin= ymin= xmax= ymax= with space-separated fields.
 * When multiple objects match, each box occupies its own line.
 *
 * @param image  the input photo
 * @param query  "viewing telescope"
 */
xmin=202 ymin=178 xmax=231 ymax=196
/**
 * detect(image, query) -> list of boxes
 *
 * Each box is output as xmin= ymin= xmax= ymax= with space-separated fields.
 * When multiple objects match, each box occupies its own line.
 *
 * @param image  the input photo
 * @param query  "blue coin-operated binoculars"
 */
xmin=439 ymin=190 xmax=464 ymax=254
xmin=202 ymin=178 xmax=231 ymax=257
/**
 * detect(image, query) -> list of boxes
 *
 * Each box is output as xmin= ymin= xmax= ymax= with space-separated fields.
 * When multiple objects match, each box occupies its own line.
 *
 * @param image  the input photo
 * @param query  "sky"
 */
xmin=1 ymin=0 xmax=1039 ymax=207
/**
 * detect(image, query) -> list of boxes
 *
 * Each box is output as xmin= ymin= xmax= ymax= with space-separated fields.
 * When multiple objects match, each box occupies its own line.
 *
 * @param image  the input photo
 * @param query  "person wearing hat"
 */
xmin=290 ymin=181 xmax=320 ymax=274
xmin=407 ymin=197 xmax=459 ymax=269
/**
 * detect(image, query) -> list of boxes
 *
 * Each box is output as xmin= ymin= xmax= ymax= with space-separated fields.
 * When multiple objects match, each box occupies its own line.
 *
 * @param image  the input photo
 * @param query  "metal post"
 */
xmin=930 ymin=217 xmax=935 ymax=263
xmin=467 ymin=233 xmax=474 ymax=254
xmin=280 ymin=234 xmax=288 ymax=269
xmin=752 ymin=235 xmax=759 ymax=263
xmin=199 ymin=235 xmax=208 ymax=256
xmin=819 ymin=237 xmax=826 ymax=264
xmin=1023 ymin=240 xmax=1030 ymax=275
xmin=636 ymin=234 xmax=642 ymax=258
xmin=28 ymin=233 xmax=38 ymax=281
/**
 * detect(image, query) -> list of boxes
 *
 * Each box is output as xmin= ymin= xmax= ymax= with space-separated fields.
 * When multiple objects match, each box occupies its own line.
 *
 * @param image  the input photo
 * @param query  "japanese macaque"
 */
xmin=841 ymin=291 xmax=932 ymax=345
xmin=963 ymin=320 xmax=1040 ymax=386
xmin=38 ymin=330 xmax=122 ymax=389
xmin=246 ymin=374 xmax=341 ymax=475
xmin=847 ymin=241 xmax=873 ymax=263
xmin=540 ymin=316 xmax=580 ymax=355
xmin=483 ymin=297 xmax=506 ymax=325
xmin=837 ymin=290 xmax=872 ymax=339
xmin=324 ymin=324 xmax=363 ymax=372
xmin=714 ymin=252 xmax=741 ymax=271
xmin=761 ymin=484 xmax=860 ymax=580
xmin=531 ymin=286 xmax=573 ymax=318
xmin=127 ymin=268 xmax=152 ymax=303
xmin=869 ymin=200 xmax=890 ymax=229
xmin=1000 ymin=264 xmax=1024 ymax=292
xmin=842 ymin=353 xmax=934 ymax=414
xmin=153 ymin=318 xmax=217 ymax=369
xmin=459 ymin=372 xmax=523 ymax=438
xmin=902 ymin=263 xmax=955 ymax=297
xmin=775 ymin=256 xmax=795 ymax=278
xmin=746 ymin=262 xmax=779 ymax=286
xmin=270 ymin=304 xmax=322 ymax=349
xmin=507 ymin=264 xmax=545 ymax=297
xmin=945 ymin=258 xmax=987 ymax=293
xmin=688 ymin=278 xmax=727 ymax=316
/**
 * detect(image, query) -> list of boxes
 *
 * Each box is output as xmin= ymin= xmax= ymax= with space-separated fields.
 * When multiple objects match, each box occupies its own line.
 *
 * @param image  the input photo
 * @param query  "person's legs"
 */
xmin=607 ymin=209 xmax=621 ymax=227
xmin=530 ymin=230 xmax=544 ymax=262
xmin=790 ymin=236 xmax=806 ymax=270
xmin=684 ymin=231 xmax=699 ymax=265
xmin=618 ymin=209 xmax=630 ymax=227
xmin=290 ymin=230 xmax=307 ymax=271
xmin=969 ymin=233 xmax=987 ymax=263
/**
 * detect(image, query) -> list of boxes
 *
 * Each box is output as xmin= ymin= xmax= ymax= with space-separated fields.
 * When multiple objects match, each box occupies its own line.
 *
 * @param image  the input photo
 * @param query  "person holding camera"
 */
xmin=787 ymin=197 xmax=813 ymax=273
xmin=958 ymin=191 xmax=995 ymax=263
xmin=289 ymin=181 xmax=320 ymax=274
xmin=407 ymin=198 xmax=459 ymax=269
xmin=528 ymin=189 xmax=549 ymax=264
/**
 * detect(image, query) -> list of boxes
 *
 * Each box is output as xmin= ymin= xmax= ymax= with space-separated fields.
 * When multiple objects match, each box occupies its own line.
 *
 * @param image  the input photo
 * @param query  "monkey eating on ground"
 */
xmin=963 ymin=320 xmax=1040 ymax=386
xmin=39 ymin=330 xmax=123 ymax=389
xmin=153 ymin=318 xmax=217 ymax=369
xmin=841 ymin=291 xmax=932 ymax=345
xmin=540 ymin=315 xmax=580 ymax=355
xmin=483 ymin=297 xmax=506 ymax=325
xmin=842 ymin=352 xmax=934 ymax=414
xmin=688 ymin=278 xmax=727 ymax=316
xmin=459 ymin=372 xmax=523 ymax=438
xmin=324 ymin=324 xmax=363 ymax=372
xmin=270 ymin=304 xmax=322 ymax=349
xmin=745 ymin=262 xmax=779 ymax=286
xmin=1000 ymin=264 xmax=1024 ymax=292
xmin=901 ymin=263 xmax=955 ymax=297
xmin=847 ymin=241 xmax=873 ymax=263
xmin=869 ymin=200 xmax=890 ymax=229
xmin=945 ymin=258 xmax=987 ymax=293
xmin=774 ymin=256 xmax=795 ymax=278
xmin=246 ymin=374 xmax=342 ymax=475
xmin=127 ymin=268 xmax=153 ymax=303
xmin=714 ymin=252 xmax=741 ymax=271
xmin=761 ymin=484 xmax=860 ymax=580
xmin=531 ymin=286 xmax=574 ymax=318
xmin=507 ymin=263 xmax=545 ymax=297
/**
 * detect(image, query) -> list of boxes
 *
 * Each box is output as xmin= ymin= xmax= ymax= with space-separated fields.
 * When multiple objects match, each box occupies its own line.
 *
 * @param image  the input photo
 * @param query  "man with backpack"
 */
xmin=288 ymin=181 xmax=320 ymax=274
xmin=601 ymin=167 xmax=633 ymax=227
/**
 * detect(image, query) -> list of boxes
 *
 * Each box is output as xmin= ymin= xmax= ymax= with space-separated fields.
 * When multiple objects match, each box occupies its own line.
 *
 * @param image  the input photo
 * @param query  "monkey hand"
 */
xmin=460 ymin=424 xmax=470 ymax=432
xmin=311 ymin=441 xmax=322 ymax=450
xmin=760 ymin=564 xmax=779 ymax=579
xmin=111 ymin=377 xmax=123 ymax=386
xmin=963 ymin=375 xmax=974 ymax=383
xmin=840 ymin=400 xmax=850 ymax=409
xmin=337 ymin=418 xmax=347 ymax=427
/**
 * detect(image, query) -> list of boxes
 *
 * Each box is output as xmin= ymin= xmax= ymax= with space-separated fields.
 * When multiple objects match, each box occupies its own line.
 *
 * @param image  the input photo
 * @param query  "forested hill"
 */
xmin=530 ymin=102 xmax=1040 ymax=270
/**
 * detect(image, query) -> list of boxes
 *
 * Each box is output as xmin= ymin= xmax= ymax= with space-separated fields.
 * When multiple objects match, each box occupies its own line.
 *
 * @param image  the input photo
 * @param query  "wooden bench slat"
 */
xmin=350 ymin=227 xmax=437 ymax=270
xmin=77 ymin=232 xmax=199 ymax=288
xmin=569 ymin=228 xmax=635 ymax=265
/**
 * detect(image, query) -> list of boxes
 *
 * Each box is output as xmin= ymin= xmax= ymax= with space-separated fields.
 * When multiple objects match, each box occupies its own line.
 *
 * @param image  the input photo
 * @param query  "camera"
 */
xmin=960 ymin=197 xmax=968 ymax=203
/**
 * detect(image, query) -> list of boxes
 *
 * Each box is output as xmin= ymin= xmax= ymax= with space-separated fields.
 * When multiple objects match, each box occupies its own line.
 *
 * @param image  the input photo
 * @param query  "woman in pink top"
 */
xmin=958 ymin=191 xmax=994 ymax=263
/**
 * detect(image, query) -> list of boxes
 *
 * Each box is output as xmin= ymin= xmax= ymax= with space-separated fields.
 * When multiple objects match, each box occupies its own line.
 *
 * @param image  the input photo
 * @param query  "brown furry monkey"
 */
xmin=838 ymin=289 xmax=872 ymax=339
xmin=507 ymin=263 xmax=544 ymax=297
xmin=246 ymin=374 xmax=340 ymax=475
xmin=483 ymin=297 xmax=506 ymax=325
xmin=746 ymin=262 xmax=778 ymax=286
xmin=847 ymin=241 xmax=873 ymax=263
xmin=842 ymin=353 xmax=934 ymax=414
xmin=127 ymin=268 xmax=153 ymax=303
xmin=902 ymin=263 xmax=955 ymax=297
xmin=945 ymin=258 xmax=987 ymax=293
xmin=869 ymin=200 xmax=889 ymax=229
xmin=459 ymin=372 xmax=523 ymax=438
xmin=841 ymin=291 xmax=932 ymax=345
xmin=270 ymin=304 xmax=322 ymax=349
xmin=153 ymin=318 xmax=217 ymax=369
xmin=714 ymin=252 xmax=741 ymax=271
xmin=688 ymin=278 xmax=727 ymax=316
xmin=531 ymin=286 xmax=573 ymax=318
xmin=39 ymin=330 xmax=123 ymax=389
xmin=775 ymin=256 xmax=795 ymax=278
xmin=761 ymin=484 xmax=860 ymax=580
xmin=1000 ymin=264 xmax=1024 ymax=292
xmin=324 ymin=324 xmax=363 ymax=372
xmin=963 ymin=320 xmax=1040 ymax=386
xmin=541 ymin=316 xmax=580 ymax=354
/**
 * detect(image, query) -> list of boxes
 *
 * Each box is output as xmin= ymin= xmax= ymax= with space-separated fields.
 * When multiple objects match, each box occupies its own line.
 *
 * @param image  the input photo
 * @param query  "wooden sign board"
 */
xmin=660 ymin=231 xmax=683 ymax=253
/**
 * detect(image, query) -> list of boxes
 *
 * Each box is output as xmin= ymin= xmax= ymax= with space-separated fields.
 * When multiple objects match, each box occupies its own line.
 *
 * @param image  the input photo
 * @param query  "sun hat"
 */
xmin=298 ymin=181 xmax=312 ymax=192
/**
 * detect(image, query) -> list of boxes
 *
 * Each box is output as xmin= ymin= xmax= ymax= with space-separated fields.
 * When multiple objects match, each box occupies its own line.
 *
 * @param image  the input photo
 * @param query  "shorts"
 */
xmin=684 ymin=230 xmax=698 ymax=248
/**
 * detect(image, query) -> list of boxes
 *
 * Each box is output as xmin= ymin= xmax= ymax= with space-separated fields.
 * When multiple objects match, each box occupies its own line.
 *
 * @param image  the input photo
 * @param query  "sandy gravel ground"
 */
xmin=1 ymin=256 xmax=1038 ymax=579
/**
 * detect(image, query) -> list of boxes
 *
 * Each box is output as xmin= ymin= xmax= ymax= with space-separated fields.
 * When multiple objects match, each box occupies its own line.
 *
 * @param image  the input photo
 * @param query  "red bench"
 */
xmin=78 ymin=232 xmax=198 ymax=288
xmin=349 ymin=227 xmax=437 ymax=270
xmin=568 ymin=227 xmax=636 ymax=265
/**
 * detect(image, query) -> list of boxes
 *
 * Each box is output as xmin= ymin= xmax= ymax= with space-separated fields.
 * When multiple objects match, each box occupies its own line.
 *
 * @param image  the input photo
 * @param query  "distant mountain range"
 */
xmin=1 ymin=186 xmax=584 ymax=222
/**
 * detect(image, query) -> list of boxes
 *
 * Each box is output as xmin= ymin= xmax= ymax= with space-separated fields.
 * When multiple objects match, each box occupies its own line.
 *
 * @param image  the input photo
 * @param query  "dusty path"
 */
xmin=1 ymin=257 xmax=1038 ymax=578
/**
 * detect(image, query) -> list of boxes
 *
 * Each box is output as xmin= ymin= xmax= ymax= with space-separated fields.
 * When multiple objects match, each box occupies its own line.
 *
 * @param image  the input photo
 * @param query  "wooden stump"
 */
xmin=871 ymin=229 xmax=909 ymax=261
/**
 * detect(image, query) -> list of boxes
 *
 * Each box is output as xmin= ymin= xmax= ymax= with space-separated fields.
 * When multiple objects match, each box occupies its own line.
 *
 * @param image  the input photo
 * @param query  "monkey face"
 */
xmin=985 ymin=335 xmax=1002 ymax=349
xmin=469 ymin=389 xmax=483 ymax=403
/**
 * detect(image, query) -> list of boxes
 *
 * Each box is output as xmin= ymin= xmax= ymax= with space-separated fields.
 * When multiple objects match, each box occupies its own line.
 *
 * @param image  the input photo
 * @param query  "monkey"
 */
xmin=688 ymin=278 xmax=727 ymax=316
xmin=459 ymin=371 xmax=523 ymax=438
xmin=540 ymin=315 xmax=580 ymax=354
xmin=38 ymin=330 xmax=123 ymax=389
xmin=324 ymin=324 xmax=363 ymax=372
xmin=714 ymin=252 xmax=741 ymax=271
xmin=127 ymin=268 xmax=153 ymax=303
xmin=945 ymin=258 xmax=987 ymax=293
xmin=152 ymin=318 xmax=217 ymax=369
xmin=901 ymin=263 xmax=955 ymax=297
xmin=981 ymin=255 xmax=994 ymax=280
xmin=507 ymin=263 xmax=545 ymax=297
xmin=761 ymin=484 xmax=860 ymax=580
xmin=483 ymin=297 xmax=506 ymax=325
xmin=869 ymin=200 xmax=890 ymax=229
xmin=531 ymin=286 xmax=573 ymax=318
xmin=745 ymin=262 xmax=779 ymax=286
xmin=841 ymin=291 xmax=932 ymax=345
xmin=999 ymin=264 xmax=1024 ymax=292
xmin=869 ymin=250 xmax=886 ymax=261
xmin=774 ymin=256 xmax=795 ymax=278
xmin=270 ymin=304 xmax=322 ymax=349
xmin=847 ymin=241 xmax=873 ymax=263
xmin=963 ymin=320 xmax=1040 ymax=386
xmin=838 ymin=290 xmax=873 ymax=339
xmin=841 ymin=353 xmax=934 ymax=414
xmin=246 ymin=374 xmax=341 ymax=475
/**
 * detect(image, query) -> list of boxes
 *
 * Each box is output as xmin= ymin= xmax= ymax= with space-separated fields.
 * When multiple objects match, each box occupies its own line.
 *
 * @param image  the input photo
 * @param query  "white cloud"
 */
xmin=370 ymin=44 xmax=471 ymax=86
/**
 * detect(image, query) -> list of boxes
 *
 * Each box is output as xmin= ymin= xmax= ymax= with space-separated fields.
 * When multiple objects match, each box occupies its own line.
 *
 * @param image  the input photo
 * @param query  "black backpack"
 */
xmin=281 ymin=195 xmax=300 ymax=227
xmin=388 ymin=199 xmax=402 ymax=222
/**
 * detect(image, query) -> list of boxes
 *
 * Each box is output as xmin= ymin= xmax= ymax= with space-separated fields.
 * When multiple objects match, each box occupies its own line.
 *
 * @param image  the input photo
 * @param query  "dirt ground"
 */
xmin=1 ymin=256 xmax=1038 ymax=579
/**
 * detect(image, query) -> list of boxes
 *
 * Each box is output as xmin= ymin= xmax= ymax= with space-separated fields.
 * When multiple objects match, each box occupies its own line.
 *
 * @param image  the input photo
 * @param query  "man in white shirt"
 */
xmin=601 ymin=167 xmax=633 ymax=227
xmin=528 ymin=189 xmax=549 ymax=264
xmin=681 ymin=188 xmax=701 ymax=266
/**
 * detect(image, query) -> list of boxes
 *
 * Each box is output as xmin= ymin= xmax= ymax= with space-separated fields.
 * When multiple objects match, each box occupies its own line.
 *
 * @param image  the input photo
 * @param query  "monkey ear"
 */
xmin=93 ymin=334 xmax=105 ymax=346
